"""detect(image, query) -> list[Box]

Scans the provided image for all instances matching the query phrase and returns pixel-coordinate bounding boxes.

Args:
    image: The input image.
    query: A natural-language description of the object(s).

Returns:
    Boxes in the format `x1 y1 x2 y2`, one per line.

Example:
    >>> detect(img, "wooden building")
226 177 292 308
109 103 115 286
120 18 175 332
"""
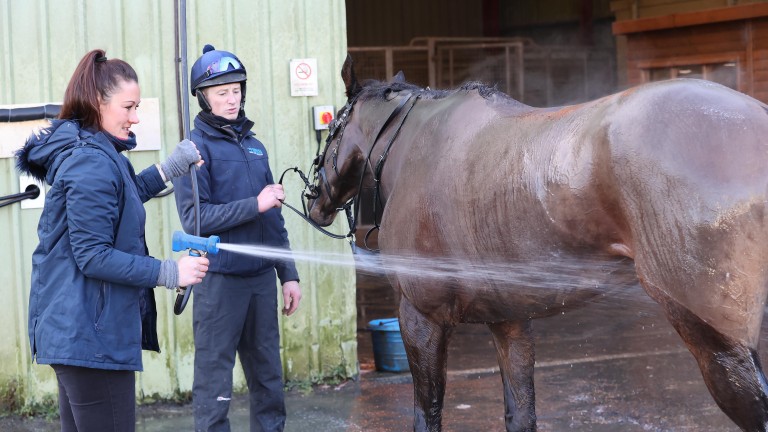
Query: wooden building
612 0 768 102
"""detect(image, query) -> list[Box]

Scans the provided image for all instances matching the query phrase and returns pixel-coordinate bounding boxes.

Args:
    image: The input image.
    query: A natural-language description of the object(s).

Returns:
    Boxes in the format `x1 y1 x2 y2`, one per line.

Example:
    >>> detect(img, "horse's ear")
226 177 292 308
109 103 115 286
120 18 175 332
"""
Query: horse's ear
341 53 362 99
391 71 405 83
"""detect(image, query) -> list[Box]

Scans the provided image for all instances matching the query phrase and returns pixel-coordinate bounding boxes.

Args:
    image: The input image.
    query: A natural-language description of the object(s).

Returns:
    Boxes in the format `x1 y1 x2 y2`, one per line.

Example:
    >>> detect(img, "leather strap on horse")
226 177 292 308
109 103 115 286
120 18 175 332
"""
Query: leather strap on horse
278 91 420 251
350 92 419 250
328 91 417 251
277 165 354 241
369 94 421 236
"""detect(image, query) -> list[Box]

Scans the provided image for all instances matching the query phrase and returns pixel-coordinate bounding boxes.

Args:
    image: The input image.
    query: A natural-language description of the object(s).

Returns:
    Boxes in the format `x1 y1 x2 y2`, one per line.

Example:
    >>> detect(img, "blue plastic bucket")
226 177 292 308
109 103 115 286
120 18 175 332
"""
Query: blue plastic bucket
368 318 409 372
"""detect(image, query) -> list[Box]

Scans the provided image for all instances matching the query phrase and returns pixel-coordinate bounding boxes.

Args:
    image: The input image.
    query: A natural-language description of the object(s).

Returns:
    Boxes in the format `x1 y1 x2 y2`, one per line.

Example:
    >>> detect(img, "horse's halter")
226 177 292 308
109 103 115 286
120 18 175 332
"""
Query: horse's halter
309 89 421 250
275 95 364 243
278 88 420 250
313 92 361 200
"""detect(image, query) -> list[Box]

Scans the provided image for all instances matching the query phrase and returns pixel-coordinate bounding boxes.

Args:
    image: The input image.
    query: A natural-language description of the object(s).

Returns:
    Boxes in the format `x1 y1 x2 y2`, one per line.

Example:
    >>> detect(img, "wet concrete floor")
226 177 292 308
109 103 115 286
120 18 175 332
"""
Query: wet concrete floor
4 269 764 431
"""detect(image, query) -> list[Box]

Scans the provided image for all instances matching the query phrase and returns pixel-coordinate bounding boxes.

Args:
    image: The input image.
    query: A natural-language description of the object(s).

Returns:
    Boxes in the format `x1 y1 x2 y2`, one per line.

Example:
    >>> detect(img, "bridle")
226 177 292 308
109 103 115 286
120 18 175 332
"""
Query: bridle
280 89 420 251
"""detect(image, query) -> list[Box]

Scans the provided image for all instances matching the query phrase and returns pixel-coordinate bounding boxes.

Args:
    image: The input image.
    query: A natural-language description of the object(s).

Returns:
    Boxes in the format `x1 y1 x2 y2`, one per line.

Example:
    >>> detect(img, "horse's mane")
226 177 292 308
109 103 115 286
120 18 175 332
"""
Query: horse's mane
358 79 508 102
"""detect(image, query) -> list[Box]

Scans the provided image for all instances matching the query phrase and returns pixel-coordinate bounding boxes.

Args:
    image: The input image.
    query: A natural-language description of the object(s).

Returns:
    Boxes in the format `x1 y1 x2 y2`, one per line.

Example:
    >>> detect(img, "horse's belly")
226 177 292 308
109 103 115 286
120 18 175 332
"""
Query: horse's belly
388 252 637 323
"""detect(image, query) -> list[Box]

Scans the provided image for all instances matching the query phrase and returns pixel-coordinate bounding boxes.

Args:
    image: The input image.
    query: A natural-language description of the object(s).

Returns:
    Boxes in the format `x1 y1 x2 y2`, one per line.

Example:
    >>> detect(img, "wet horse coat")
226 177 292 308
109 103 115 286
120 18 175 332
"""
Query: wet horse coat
309 57 768 432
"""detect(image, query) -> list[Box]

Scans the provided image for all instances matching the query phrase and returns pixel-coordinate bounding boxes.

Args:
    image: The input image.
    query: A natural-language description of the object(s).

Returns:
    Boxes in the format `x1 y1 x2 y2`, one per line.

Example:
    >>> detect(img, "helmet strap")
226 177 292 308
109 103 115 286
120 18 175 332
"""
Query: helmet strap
196 82 247 113
239 82 247 111
197 92 212 112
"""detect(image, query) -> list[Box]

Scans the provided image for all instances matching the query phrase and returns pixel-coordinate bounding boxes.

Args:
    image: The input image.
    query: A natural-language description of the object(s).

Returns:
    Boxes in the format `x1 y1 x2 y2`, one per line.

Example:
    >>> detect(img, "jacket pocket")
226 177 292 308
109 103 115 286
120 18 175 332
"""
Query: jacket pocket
93 282 108 331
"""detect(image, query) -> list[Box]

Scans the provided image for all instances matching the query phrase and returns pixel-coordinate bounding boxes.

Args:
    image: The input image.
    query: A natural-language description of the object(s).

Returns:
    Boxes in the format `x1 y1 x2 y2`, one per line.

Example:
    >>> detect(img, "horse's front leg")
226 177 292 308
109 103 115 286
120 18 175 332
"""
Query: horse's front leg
488 320 537 432
399 295 452 432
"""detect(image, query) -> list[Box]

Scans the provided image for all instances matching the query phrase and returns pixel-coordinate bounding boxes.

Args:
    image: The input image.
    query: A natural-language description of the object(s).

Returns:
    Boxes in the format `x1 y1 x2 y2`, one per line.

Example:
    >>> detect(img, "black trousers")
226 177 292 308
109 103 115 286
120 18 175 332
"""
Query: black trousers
51 364 136 432
192 271 285 432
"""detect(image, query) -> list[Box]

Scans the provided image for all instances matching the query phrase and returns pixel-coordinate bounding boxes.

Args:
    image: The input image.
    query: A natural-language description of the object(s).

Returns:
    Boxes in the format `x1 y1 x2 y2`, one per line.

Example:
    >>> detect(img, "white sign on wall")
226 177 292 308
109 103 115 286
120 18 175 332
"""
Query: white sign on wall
0 117 49 159
131 97 161 151
0 98 162 158
290 58 318 97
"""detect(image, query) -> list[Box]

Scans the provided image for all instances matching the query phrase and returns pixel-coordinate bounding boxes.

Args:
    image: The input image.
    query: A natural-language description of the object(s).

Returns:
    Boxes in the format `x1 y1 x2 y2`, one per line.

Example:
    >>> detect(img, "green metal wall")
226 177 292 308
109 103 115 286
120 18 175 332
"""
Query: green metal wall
0 0 355 408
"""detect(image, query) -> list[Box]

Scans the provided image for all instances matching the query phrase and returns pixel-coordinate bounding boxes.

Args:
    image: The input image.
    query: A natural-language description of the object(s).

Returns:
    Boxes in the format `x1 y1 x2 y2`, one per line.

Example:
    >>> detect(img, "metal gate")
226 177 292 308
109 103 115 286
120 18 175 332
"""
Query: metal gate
349 37 616 107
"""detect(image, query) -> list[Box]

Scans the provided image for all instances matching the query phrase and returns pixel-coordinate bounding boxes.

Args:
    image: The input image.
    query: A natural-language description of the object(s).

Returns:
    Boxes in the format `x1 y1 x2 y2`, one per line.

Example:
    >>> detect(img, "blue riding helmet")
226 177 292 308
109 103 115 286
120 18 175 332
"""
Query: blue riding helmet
190 44 247 95
190 44 247 113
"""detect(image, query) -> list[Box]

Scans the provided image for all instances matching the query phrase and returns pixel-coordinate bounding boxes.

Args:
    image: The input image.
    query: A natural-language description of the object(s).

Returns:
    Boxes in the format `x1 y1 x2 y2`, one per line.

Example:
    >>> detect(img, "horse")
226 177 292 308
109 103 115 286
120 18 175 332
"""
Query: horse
307 54 768 432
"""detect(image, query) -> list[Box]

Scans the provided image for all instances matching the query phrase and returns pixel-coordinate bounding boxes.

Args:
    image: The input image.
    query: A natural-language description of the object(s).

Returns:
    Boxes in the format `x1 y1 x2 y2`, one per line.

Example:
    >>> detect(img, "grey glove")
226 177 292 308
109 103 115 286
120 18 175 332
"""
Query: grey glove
160 139 199 180
157 259 179 290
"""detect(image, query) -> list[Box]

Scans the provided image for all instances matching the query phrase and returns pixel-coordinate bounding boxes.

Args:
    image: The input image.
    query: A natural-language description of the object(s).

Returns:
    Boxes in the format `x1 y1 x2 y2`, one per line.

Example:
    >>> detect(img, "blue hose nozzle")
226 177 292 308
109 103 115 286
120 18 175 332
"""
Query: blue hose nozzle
172 231 220 255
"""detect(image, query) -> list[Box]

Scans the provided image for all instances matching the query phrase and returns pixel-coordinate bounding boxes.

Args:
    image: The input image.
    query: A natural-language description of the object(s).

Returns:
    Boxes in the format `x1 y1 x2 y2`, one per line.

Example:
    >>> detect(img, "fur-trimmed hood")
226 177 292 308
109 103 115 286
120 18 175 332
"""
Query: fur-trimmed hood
15 119 85 184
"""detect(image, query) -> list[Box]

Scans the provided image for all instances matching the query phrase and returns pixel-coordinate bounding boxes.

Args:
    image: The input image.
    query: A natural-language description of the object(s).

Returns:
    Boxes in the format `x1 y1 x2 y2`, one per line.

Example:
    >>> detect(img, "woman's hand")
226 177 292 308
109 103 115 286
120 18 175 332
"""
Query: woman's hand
177 255 210 287
159 139 204 181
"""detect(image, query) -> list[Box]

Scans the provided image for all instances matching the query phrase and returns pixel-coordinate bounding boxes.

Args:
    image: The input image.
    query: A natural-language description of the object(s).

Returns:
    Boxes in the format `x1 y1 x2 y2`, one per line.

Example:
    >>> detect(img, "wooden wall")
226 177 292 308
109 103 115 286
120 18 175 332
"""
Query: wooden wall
621 20 751 87
612 0 767 21
613 0 737 20
611 0 768 89
612 2 768 102
754 19 768 100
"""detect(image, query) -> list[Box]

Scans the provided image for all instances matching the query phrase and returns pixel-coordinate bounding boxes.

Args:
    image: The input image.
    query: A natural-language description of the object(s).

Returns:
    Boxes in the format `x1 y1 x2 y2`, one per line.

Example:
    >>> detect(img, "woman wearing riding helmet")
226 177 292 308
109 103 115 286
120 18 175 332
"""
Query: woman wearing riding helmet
172 44 301 432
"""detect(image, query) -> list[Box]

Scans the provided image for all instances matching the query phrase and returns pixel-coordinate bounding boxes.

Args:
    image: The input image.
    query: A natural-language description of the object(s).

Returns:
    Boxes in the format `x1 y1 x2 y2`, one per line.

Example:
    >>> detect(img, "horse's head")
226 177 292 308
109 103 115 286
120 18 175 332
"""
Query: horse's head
307 54 416 227
306 55 368 227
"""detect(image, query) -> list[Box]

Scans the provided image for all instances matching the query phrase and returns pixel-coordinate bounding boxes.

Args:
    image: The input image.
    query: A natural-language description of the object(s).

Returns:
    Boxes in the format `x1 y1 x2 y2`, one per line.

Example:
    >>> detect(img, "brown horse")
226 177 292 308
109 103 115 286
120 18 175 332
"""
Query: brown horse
308 55 768 432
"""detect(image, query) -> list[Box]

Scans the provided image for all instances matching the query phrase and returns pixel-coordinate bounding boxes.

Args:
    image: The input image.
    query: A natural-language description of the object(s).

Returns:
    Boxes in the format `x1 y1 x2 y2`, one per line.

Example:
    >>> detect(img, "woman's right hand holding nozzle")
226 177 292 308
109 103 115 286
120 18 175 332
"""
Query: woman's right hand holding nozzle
178 255 209 287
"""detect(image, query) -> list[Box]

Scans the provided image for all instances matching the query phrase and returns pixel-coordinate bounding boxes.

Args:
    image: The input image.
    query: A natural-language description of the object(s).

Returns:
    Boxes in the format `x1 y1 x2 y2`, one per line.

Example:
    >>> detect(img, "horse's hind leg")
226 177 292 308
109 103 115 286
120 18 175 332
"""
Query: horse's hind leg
488 320 537 432
648 288 768 431
399 295 452 432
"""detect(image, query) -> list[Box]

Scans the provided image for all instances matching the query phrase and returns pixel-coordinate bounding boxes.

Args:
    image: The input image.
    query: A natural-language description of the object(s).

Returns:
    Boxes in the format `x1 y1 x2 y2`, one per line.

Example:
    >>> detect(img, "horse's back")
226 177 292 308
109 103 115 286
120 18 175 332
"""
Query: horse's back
383 79 768 336
604 79 768 345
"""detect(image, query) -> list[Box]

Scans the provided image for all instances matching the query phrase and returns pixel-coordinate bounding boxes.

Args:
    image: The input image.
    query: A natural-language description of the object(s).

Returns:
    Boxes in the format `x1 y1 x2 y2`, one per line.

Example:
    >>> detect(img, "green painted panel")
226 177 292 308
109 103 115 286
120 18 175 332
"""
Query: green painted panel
0 0 352 410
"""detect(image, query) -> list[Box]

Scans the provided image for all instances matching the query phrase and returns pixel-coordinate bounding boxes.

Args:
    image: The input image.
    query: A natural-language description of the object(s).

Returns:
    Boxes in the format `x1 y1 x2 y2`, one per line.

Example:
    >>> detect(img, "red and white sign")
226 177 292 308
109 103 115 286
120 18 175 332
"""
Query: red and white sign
290 58 318 97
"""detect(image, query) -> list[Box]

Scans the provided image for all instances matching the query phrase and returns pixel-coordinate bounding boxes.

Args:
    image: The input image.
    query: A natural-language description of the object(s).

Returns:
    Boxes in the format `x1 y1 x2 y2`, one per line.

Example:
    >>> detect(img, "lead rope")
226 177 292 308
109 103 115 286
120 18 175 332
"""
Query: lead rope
277 167 354 241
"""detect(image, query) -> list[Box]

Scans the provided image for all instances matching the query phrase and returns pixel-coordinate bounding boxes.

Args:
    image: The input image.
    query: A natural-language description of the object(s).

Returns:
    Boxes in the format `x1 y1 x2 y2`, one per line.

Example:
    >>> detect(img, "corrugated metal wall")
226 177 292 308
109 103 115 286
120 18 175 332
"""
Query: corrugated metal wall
0 0 355 407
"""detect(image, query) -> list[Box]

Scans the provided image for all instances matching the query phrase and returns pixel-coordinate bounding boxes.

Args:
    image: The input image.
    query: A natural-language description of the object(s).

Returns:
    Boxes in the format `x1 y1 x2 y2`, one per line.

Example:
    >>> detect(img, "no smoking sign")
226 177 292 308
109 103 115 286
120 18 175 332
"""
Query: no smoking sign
290 58 318 96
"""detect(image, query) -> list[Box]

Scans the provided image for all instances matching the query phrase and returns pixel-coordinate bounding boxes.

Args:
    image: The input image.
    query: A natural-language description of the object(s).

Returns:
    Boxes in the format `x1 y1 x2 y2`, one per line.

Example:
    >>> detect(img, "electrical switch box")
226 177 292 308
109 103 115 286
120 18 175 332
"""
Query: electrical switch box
312 105 335 130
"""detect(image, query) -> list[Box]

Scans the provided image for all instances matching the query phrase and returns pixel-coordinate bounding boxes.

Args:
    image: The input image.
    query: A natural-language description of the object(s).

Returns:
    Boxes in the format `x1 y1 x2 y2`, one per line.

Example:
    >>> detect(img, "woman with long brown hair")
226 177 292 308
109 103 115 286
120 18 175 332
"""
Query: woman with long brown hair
16 49 209 431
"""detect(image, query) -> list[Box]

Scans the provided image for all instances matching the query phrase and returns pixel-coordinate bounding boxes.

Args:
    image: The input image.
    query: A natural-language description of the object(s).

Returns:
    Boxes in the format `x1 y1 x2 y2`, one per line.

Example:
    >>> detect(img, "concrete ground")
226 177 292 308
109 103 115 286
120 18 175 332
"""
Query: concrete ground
2 271 760 431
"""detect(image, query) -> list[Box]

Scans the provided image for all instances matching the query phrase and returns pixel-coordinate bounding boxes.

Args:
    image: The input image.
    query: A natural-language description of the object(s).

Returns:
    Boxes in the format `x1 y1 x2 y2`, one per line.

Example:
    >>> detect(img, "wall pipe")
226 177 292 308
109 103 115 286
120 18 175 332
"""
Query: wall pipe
0 104 60 122
156 0 191 199
174 0 191 142
0 185 40 208
172 0 201 315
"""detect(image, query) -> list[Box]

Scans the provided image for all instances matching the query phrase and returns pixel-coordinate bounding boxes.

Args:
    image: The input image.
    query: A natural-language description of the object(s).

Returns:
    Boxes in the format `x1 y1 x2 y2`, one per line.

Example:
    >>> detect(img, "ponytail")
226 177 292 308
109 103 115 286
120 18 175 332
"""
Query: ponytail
59 49 138 131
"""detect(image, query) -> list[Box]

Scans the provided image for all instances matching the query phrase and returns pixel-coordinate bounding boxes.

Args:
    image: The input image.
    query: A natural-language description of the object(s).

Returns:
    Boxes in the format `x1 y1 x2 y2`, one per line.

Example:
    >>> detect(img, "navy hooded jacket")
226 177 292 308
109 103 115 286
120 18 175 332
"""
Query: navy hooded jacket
16 120 166 371
172 116 299 284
